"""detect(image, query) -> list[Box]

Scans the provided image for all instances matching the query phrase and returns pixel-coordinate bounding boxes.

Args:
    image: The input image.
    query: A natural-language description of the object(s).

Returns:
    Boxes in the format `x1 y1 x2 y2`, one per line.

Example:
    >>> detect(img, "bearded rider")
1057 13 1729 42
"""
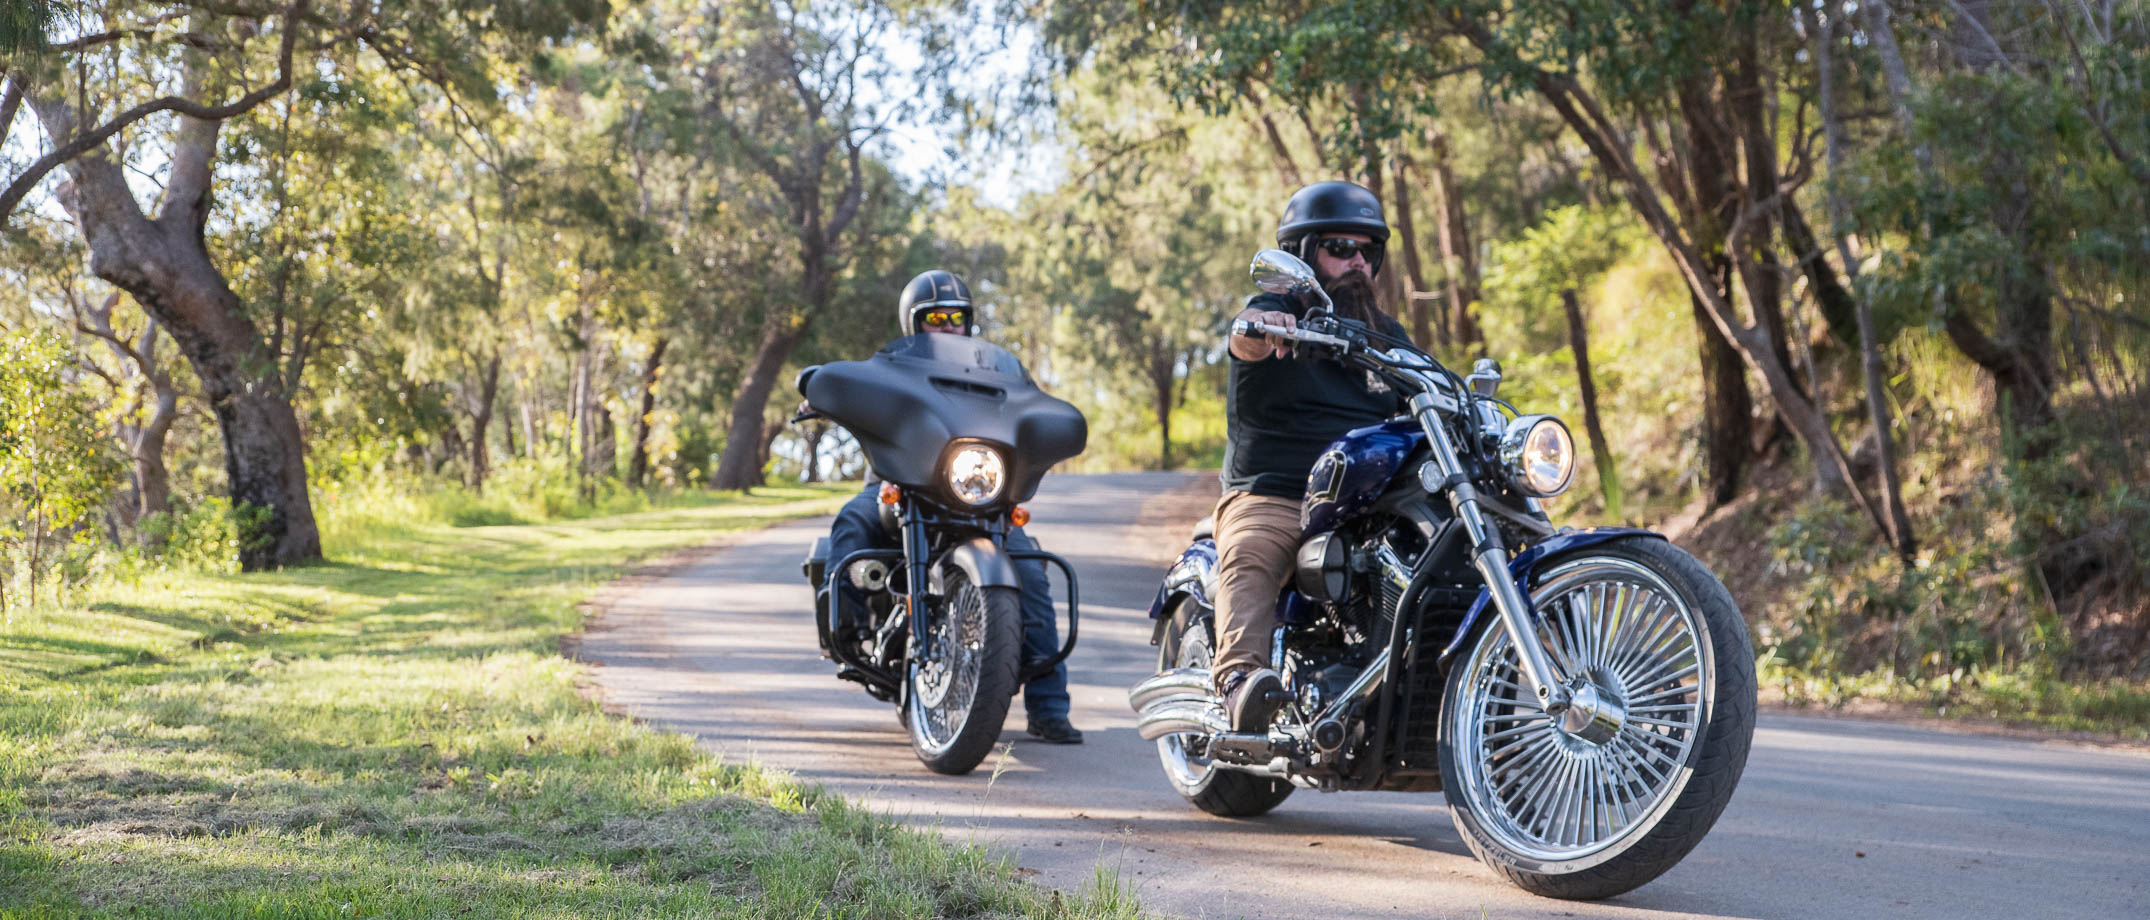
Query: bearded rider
1213 181 1411 732
819 269 1084 744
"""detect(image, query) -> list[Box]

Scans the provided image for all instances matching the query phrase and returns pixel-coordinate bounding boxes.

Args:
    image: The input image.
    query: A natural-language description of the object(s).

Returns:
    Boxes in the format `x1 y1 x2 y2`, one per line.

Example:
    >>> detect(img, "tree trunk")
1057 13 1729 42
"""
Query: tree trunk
629 336 668 488
466 352 501 491
1427 130 1485 356
36 92 320 570
1674 76 1759 504
1390 150 1440 349
1727 22 1802 401
1564 290 1623 521
501 386 518 459
1780 201 1860 347
1354 123 1411 321
135 368 178 525
712 318 806 490
1240 80 1304 188
1810 0 1916 560
1151 338 1176 471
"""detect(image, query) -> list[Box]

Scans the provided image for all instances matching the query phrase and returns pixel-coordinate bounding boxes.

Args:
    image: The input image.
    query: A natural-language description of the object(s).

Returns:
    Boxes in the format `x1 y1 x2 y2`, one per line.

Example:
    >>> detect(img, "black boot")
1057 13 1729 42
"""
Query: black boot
1026 716 1084 744
1219 665 1285 733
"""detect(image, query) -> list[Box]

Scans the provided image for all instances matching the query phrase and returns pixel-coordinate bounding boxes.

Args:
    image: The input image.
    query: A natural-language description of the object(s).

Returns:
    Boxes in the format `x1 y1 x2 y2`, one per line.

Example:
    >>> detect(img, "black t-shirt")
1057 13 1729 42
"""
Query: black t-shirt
1222 293 1411 500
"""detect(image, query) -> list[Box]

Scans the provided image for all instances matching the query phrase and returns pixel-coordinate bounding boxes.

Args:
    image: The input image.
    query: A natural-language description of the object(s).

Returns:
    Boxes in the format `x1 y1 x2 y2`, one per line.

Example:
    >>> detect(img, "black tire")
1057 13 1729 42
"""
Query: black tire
1437 536 1755 900
1154 604 1294 817
905 571 1021 775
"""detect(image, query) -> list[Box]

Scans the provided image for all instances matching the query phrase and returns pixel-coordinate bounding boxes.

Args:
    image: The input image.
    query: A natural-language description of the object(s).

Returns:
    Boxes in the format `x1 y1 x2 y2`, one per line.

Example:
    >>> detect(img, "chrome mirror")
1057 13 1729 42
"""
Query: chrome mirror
1250 248 1318 295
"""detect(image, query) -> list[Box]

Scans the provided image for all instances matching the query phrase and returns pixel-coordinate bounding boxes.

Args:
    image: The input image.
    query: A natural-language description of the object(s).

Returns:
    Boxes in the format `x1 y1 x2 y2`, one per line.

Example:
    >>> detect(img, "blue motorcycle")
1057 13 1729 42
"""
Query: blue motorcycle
1130 249 1756 900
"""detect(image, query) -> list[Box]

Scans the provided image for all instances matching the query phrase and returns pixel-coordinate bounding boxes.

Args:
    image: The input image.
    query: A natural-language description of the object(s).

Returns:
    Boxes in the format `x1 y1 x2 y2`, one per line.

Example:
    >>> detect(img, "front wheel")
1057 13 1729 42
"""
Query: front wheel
905 569 1020 775
1438 536 1755 900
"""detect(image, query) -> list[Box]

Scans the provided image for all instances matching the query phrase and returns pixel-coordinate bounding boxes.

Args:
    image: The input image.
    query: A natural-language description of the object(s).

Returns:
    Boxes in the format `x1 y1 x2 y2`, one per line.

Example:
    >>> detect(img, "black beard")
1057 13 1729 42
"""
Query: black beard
1321 270 1381 326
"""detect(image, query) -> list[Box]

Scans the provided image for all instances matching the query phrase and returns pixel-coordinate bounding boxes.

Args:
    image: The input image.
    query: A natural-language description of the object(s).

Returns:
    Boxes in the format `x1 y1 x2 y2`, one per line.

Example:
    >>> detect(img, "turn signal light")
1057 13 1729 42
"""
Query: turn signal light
878 483 902 505
1010 506 1031 527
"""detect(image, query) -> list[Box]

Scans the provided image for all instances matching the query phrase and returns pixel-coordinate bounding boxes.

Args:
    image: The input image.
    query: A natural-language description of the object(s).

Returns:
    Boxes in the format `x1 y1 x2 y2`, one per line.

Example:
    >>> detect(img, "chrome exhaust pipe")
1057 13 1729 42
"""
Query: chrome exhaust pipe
1135 700 1231 741
1128 667 1214 713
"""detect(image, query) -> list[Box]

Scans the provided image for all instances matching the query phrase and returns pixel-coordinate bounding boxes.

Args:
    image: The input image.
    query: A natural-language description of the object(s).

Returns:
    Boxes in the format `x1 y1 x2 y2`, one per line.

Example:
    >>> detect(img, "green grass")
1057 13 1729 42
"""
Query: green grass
0 484 1149 918
1761 660 2150 741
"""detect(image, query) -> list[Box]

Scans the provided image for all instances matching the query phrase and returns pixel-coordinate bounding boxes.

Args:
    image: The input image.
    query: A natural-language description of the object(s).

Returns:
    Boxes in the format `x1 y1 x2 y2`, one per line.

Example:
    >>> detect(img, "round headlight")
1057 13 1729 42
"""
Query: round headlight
1499 415 1575 497
945 444 1007 506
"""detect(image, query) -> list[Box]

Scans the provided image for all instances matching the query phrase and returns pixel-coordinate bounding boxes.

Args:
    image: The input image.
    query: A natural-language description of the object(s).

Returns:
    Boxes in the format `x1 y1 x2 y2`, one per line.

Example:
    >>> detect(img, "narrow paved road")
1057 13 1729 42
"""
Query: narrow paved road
584 472 2150 920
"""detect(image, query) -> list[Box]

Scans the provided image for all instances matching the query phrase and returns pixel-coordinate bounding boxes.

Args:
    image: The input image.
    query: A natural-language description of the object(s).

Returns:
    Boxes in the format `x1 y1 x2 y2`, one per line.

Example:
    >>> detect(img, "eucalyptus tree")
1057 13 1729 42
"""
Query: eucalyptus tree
688 0 997 489
8 0 606 568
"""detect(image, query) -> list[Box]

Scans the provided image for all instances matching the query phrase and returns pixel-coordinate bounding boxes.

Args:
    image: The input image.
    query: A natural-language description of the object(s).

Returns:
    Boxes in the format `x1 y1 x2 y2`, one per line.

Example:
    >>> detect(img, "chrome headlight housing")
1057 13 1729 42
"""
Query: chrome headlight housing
943 443 1007 507
1499 415 1576 497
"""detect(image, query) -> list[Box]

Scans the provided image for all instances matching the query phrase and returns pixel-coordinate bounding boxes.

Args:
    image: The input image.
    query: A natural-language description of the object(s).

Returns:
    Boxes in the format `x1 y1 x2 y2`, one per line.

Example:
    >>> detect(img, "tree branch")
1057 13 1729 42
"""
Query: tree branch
0 1 310 226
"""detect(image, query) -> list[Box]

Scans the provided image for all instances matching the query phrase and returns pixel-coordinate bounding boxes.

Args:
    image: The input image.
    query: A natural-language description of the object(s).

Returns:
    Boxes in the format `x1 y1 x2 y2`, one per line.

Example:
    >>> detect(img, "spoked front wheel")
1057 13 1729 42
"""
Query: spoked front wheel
1438 536 1755 900
905 568 1020 775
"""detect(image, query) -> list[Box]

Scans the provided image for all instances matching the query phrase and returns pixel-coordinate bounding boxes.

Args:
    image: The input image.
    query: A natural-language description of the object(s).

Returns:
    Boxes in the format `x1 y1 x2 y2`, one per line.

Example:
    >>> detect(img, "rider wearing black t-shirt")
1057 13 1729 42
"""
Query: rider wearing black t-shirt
1213 181 1408 733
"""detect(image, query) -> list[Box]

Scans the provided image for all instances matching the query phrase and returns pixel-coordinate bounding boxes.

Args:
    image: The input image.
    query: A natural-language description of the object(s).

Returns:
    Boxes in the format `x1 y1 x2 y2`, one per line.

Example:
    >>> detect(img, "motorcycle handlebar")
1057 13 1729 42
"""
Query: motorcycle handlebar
1231 318 1352 350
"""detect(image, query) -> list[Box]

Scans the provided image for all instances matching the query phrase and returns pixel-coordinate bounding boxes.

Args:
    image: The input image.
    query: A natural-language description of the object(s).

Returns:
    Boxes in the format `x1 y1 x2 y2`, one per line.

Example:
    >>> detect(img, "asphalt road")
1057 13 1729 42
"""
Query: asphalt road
583 472 2150 920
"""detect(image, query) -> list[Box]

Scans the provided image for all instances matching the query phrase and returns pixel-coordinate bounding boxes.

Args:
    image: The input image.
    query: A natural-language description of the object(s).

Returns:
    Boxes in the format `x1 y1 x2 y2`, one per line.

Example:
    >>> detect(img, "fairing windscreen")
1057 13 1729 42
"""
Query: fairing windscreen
803 335 1088 503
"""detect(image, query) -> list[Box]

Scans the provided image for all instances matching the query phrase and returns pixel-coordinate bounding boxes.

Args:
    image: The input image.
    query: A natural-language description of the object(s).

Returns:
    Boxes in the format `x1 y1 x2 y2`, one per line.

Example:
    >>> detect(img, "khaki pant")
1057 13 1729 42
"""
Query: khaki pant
1210 491 1301 685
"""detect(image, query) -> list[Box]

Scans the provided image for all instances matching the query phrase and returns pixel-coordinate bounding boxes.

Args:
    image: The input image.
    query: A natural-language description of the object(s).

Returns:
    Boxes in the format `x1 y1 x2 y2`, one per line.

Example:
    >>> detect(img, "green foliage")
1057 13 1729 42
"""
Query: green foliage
0 0 49 54
137 498 244 574
1482 205 1650 347
0 328 125 607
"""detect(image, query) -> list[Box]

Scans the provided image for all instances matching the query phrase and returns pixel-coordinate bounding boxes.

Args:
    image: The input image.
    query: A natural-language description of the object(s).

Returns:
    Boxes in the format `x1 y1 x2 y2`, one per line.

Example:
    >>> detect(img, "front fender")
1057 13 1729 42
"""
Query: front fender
1440 527 1666 663
933 536 1022 592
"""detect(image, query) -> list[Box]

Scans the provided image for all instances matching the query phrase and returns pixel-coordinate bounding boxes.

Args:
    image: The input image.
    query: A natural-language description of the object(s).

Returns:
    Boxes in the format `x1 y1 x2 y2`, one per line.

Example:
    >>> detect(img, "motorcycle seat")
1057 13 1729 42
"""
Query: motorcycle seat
1191 515 1215 542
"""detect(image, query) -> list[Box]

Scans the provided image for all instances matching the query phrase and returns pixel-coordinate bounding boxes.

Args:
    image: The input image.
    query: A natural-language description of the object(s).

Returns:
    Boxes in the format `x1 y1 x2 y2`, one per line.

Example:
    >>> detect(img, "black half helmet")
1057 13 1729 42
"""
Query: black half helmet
1276 181 1390 277
897 269 974 335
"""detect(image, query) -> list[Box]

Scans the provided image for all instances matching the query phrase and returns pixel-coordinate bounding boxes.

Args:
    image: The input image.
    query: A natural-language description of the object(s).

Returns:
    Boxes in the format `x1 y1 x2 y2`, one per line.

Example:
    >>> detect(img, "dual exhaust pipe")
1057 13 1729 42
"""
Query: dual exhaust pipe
1129 651 1391 748
1128 668 1228 741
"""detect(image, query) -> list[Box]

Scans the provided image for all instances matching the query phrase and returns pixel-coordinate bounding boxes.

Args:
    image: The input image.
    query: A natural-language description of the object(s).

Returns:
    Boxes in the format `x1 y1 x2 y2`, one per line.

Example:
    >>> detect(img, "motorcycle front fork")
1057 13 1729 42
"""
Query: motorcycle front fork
1408 393 1572 715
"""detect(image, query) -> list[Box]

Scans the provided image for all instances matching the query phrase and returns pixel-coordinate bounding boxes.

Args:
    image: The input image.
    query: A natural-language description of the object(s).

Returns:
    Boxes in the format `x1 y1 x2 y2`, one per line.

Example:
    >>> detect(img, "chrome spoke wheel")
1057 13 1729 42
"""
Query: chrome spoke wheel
1448 557 1711 863
908 582 988 757
1157 626 1215 791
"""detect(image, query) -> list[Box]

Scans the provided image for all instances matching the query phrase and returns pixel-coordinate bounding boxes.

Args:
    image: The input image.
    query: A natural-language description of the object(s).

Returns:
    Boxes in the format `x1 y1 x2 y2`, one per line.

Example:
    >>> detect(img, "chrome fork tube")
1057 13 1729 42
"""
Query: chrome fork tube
1406 390 1570 713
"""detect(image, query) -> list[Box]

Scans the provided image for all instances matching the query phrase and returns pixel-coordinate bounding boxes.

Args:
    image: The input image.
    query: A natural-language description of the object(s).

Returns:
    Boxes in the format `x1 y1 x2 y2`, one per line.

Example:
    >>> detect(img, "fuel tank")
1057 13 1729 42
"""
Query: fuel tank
1301 419 1426 536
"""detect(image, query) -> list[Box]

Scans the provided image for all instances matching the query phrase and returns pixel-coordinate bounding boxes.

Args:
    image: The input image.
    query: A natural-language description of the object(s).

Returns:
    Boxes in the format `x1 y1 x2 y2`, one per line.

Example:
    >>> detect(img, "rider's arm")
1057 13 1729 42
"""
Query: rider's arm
1230 306 1298 362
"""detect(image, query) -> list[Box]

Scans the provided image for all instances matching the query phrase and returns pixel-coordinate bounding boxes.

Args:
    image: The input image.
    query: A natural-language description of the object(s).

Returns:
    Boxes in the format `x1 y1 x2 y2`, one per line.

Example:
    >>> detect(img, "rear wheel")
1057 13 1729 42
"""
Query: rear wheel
905 569 1020 775
1154 606 1293 817
1438 536 1755 900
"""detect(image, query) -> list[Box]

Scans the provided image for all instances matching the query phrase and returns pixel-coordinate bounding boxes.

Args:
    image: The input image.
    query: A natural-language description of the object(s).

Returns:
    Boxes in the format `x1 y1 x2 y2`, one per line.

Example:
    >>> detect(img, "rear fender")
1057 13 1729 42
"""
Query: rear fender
1440 528 1666 664
1146 538 1217 646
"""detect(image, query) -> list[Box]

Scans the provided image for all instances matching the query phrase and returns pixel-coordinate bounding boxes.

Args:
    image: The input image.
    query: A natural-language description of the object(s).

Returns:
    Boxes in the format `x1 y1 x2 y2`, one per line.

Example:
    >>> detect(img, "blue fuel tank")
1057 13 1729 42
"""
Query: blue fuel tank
1300 419 1426 536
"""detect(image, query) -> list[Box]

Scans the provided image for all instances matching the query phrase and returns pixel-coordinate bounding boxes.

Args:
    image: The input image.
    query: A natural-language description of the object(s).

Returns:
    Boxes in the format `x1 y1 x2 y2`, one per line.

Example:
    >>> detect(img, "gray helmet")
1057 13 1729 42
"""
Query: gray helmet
1276 181 1389 277
896 269 973 335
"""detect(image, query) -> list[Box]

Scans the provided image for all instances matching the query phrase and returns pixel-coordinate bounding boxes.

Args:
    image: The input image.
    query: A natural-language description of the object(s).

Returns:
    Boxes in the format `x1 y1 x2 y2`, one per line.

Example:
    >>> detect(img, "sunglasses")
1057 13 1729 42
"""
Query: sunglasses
921 309 969 328
1317 238 1384 261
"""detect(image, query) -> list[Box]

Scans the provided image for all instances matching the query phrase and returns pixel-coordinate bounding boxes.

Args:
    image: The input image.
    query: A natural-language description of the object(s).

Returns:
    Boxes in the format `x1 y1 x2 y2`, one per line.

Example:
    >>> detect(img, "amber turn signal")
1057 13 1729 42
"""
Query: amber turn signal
1010 506 1031 527
878 483 902 505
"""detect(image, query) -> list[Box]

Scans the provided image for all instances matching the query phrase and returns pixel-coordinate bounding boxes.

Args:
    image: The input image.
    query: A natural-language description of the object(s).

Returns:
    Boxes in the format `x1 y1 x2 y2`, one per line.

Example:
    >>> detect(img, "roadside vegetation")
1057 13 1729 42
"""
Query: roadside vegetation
0 483 1146 918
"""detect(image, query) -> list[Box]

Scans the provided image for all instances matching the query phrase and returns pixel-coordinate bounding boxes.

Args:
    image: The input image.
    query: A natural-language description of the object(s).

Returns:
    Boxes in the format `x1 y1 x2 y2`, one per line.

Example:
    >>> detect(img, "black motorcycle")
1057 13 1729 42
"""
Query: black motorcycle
1129 249 1756 899
797 333 1088 774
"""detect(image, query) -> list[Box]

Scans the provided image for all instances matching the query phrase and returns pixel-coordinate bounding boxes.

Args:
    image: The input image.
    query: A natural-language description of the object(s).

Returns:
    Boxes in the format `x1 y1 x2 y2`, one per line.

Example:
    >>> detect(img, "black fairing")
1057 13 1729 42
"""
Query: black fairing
802 335 1087 504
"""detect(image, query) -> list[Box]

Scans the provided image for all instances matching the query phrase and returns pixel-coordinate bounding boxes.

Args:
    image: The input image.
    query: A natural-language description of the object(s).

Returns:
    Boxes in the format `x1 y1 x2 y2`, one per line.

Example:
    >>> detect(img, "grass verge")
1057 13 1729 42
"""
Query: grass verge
0 484 1147 918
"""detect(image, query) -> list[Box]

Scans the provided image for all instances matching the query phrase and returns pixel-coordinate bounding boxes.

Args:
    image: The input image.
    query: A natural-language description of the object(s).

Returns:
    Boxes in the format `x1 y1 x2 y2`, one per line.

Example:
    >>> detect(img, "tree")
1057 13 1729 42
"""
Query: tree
694 0 955 490
12 0 605 567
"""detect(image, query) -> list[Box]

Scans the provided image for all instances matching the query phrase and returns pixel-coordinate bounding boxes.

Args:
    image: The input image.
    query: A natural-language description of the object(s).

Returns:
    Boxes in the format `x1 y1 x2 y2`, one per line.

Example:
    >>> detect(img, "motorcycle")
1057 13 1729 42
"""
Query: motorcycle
1129 249 1756 899
797 332 1088 774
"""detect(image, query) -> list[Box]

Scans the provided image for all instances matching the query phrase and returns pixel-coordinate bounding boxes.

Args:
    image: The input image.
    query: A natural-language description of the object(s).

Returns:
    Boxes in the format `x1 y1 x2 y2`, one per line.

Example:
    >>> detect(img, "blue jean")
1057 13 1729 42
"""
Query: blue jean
825 487 1070 721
